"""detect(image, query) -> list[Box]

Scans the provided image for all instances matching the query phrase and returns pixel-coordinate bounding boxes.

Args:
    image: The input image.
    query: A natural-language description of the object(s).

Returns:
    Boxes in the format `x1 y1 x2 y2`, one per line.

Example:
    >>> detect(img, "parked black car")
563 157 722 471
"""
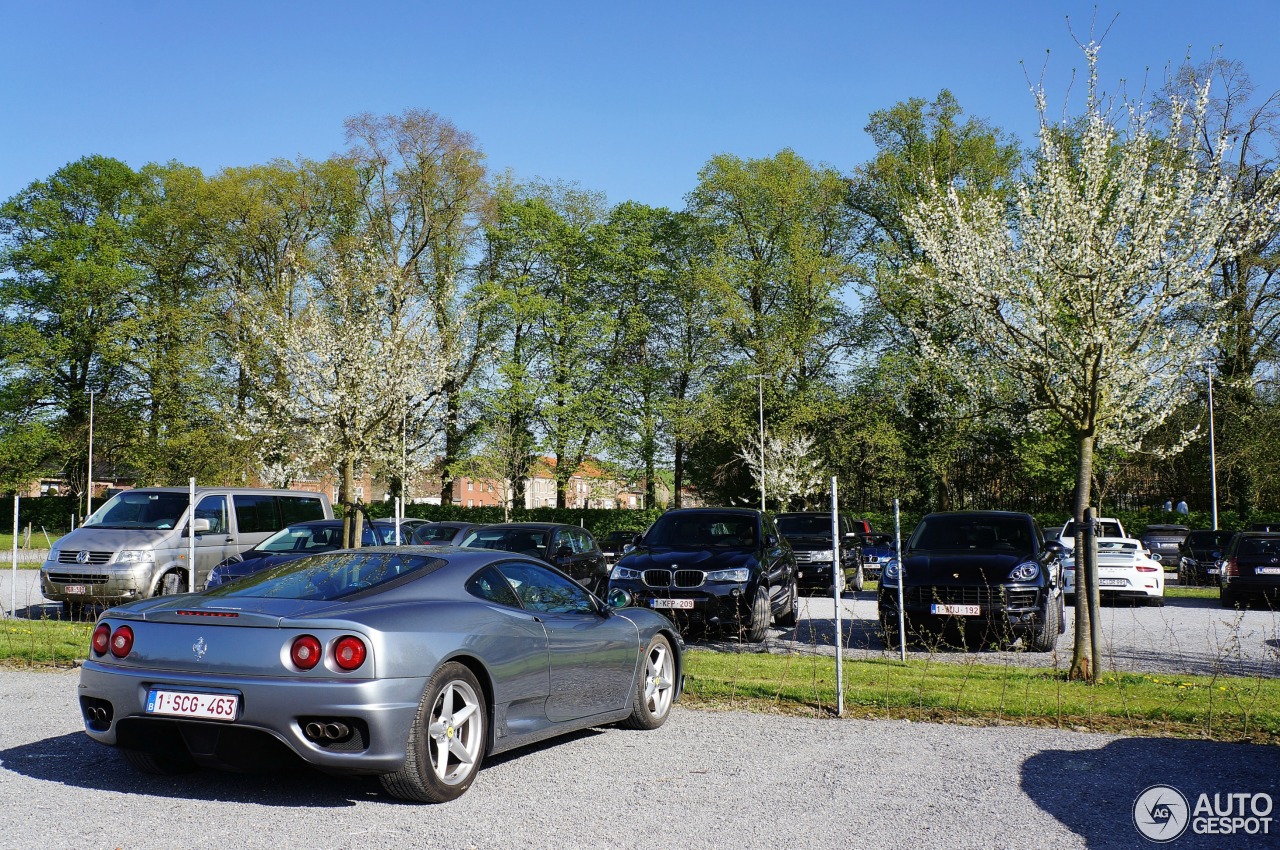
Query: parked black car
460 522 608 595
411 521 483 546
1176 529 1236 586
877 511 1065 651
1219 532 1280 608
860 532 896 580
607 508 797 642
205 519 402 588
775 512 865 594
1140 524 1189 569
599 529 642 565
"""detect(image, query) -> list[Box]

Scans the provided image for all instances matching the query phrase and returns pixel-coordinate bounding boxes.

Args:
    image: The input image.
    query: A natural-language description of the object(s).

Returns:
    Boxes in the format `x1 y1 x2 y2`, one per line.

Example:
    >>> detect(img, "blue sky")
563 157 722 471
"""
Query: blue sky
3 1 1277 210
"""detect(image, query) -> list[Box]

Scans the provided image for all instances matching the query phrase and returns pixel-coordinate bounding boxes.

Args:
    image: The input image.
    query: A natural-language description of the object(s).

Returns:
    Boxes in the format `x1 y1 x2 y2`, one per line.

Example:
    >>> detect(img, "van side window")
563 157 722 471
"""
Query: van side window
280 496 325 525
233 495 282 534
195 495 228 534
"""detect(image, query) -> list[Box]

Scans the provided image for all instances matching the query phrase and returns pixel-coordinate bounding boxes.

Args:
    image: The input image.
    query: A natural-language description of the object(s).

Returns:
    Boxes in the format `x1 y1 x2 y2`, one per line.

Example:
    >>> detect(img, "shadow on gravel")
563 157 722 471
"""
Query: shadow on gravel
0 732 376 806
1022 737 1280 850
1 727 612 807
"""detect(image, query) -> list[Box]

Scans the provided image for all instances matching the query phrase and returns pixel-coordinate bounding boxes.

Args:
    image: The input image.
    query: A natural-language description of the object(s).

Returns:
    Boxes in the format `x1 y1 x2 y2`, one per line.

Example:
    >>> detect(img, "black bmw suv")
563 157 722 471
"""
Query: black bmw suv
607 508 797 642
877 511 1065 651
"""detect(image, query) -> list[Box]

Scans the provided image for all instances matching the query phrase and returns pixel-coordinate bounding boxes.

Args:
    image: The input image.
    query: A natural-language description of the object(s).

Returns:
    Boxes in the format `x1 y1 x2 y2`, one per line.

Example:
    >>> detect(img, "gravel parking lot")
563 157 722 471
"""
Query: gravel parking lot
1 669 1276 850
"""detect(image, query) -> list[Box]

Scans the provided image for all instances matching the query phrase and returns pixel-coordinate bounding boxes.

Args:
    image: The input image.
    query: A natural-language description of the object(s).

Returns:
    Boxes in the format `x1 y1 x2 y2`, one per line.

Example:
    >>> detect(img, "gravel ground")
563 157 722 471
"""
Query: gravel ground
1 669 1277 850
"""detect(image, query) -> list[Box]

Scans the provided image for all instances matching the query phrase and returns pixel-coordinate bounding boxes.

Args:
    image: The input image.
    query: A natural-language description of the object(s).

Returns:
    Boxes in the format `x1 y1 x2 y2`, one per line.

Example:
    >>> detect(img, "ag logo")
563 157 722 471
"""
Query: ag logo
1133 784 1190 842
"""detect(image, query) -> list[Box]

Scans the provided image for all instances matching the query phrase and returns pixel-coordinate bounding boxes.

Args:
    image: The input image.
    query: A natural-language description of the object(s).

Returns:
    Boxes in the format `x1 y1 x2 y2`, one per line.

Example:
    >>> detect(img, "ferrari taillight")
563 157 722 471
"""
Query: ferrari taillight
91 623 111 655
290 635 322 670
109 625 134 658
333 636 367 671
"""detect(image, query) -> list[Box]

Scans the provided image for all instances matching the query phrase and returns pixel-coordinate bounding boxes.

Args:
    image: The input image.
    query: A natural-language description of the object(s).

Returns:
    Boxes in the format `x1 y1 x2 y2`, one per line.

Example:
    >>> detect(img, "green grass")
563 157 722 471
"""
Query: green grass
0 531 63 550
0 619 91 666
1165 585 1218 600
683 649 1280 743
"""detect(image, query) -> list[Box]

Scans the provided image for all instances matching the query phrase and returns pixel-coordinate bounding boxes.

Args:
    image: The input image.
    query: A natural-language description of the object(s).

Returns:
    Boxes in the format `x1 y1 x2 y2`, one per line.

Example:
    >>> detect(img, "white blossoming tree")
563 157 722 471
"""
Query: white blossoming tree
242 242 444 536
903 42 1280 681
739 432 825 510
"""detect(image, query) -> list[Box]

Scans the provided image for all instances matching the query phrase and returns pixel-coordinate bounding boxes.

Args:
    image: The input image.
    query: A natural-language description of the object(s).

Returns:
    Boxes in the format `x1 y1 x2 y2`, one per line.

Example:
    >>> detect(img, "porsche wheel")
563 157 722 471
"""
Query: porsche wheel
381 662 487 803
849 563 865 594
620 634 676 730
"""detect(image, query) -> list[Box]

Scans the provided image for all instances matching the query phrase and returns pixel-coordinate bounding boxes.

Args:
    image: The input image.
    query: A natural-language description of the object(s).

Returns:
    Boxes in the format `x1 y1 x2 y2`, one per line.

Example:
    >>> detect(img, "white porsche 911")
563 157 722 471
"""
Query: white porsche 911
1061 537 1165 606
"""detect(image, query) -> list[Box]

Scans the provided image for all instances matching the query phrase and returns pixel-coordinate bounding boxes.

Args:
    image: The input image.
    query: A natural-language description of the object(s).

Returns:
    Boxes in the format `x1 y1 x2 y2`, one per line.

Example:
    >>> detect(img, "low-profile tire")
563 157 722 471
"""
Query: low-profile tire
120 745 195 775
380 662 487 803
157 570 185 596
774 579 798 628
620 634 676 730
1220 589 1239 609
1025 595 1062 653
745 586 771 642
1146 595 1165 607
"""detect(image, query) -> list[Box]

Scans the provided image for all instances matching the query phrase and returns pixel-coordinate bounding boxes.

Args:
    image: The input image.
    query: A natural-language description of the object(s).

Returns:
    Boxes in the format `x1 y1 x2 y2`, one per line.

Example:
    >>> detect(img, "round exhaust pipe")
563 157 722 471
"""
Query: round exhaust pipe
324 722 349 740
304 722 325 740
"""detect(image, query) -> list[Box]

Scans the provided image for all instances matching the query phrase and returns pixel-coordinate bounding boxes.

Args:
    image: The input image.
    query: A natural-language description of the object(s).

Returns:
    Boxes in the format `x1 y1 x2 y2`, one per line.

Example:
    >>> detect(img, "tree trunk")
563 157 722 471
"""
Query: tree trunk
440 388 462 505
1069 433 1096 682
673 440 685 509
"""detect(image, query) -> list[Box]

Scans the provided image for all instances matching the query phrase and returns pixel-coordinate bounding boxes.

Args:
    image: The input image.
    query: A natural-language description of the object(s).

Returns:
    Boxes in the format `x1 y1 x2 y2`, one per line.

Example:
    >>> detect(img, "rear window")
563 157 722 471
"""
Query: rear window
1186 531 1233 548
1235 537 1280 557
1062 521 1124 538
415 525 461 544
204 551 444 600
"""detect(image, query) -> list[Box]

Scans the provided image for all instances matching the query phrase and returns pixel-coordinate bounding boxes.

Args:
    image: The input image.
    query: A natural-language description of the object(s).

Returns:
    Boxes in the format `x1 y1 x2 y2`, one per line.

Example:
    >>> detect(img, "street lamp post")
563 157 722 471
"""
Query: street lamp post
85 389 96 522
1206 366 1219 531
746 374 766 511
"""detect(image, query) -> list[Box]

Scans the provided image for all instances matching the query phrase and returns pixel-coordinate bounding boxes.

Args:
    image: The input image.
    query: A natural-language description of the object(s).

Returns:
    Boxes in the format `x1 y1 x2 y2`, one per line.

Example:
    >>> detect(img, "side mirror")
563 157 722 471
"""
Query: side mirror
185 518 211 537
606 587 633 609
1043 540 1067 557
632 534 643 547
1151 553 1163 563
765 533 778 547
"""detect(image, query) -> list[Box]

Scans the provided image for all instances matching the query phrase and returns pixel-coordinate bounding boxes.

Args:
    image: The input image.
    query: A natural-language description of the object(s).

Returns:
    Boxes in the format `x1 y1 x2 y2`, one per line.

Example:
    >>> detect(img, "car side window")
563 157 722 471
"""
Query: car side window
233 495 281 534
465 567 523 608
497 560 595 614
194 495 227 534
575 529 595 554
553 528 574 555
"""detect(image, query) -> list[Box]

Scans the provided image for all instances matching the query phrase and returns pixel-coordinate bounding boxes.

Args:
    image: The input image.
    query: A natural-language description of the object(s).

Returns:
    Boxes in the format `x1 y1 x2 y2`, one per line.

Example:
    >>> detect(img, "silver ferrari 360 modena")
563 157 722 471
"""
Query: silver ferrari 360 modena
77 546 683 803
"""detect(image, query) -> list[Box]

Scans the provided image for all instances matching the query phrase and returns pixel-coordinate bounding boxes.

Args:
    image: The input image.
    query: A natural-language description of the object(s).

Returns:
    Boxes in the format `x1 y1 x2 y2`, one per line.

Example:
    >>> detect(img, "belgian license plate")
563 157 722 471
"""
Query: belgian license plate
145 689 239 721
65 585 86 595
651 599 694 610
930 604 980 616
1207 568 1220 575
1099 578 1128 587
1257 567 1280 575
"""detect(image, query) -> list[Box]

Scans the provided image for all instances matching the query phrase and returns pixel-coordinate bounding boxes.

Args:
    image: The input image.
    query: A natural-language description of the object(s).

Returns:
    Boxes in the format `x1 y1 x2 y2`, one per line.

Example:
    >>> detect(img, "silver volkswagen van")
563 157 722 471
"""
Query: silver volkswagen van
41 487 332 613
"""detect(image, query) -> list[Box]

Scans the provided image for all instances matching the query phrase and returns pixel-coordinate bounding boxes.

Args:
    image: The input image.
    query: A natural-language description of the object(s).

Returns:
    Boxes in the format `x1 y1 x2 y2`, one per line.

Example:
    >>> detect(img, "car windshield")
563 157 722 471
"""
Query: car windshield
83 491 189 529
776 515 831 536
203 551 444 600
910 515 1033 553
644 513 757 548
462 528 549 557
864 533 894 547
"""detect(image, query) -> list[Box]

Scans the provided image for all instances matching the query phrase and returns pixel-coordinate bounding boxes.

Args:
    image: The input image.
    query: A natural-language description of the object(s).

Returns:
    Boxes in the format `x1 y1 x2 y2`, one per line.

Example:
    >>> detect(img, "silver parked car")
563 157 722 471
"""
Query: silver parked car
42 487 332 614
78 546 683 802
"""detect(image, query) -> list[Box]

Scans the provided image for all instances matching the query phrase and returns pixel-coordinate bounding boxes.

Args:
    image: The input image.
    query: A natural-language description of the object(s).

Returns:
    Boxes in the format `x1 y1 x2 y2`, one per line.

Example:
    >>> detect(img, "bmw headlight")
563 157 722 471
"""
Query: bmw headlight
705 567 751 582
610 565 643 581
117 550 155 564
882 559 900 583
1009 561 1040 582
